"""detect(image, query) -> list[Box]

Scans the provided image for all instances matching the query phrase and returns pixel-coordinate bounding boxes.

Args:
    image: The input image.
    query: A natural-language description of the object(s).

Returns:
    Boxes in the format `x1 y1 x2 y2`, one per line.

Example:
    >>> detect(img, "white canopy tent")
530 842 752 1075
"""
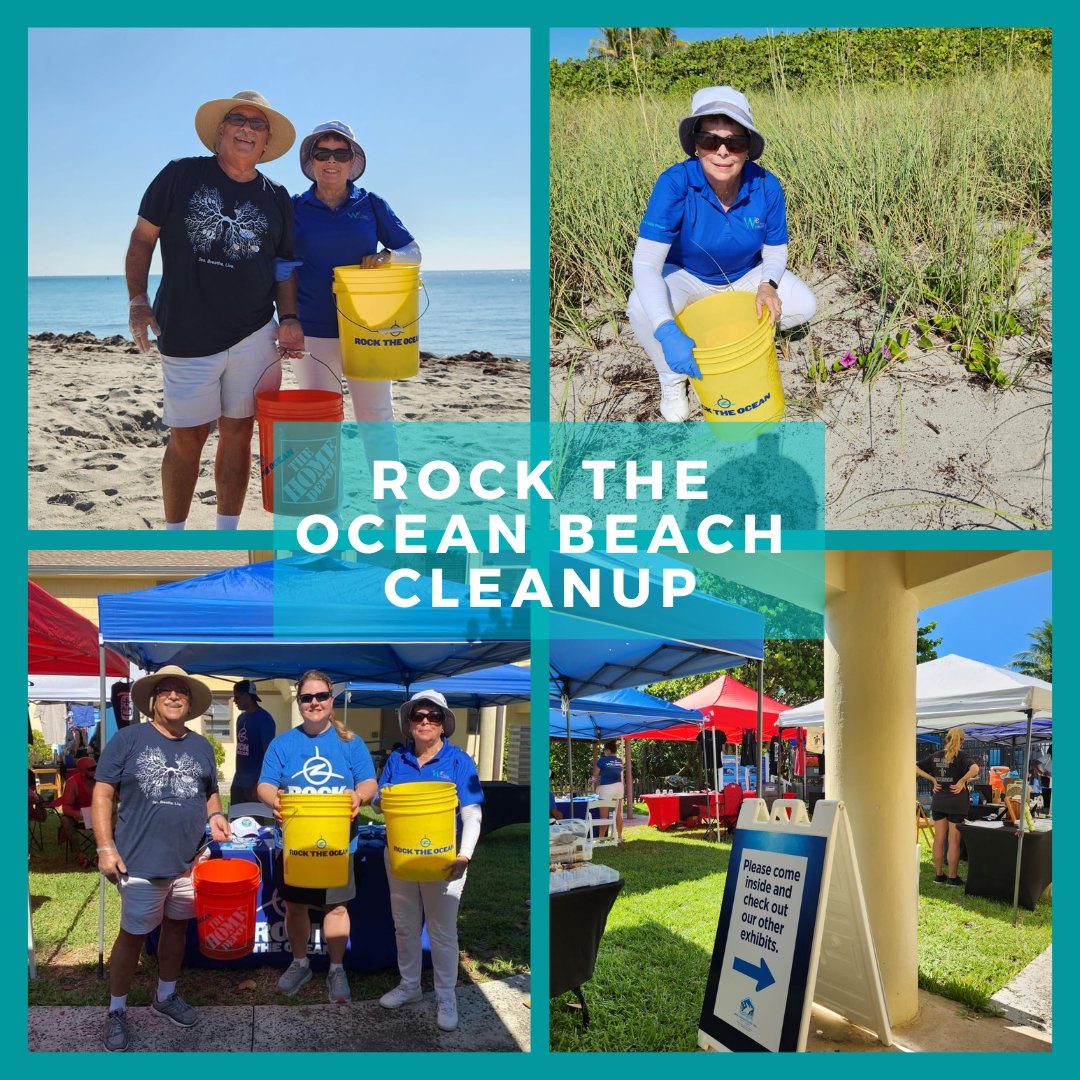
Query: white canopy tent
783 654 1051 922
781 654 1051 731
28 674 132 703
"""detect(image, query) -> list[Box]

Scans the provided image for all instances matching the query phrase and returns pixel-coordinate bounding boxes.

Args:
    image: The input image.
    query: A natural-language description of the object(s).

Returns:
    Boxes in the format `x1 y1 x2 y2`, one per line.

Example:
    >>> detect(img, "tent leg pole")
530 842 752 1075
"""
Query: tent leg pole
98 641 108 978
1012 710 1034 925
756 660 764 801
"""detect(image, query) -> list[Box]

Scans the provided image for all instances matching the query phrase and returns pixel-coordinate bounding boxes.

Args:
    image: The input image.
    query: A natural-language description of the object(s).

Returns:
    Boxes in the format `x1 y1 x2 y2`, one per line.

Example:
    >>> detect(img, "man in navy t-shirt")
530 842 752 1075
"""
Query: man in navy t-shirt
93 666 231 1051
124 90 303 531
230 679 276 805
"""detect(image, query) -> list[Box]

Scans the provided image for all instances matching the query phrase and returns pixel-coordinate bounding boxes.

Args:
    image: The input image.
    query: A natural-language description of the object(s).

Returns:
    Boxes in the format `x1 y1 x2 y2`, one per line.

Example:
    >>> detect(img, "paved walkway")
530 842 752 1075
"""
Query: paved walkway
804 947 1051 1052
29 975 530 1053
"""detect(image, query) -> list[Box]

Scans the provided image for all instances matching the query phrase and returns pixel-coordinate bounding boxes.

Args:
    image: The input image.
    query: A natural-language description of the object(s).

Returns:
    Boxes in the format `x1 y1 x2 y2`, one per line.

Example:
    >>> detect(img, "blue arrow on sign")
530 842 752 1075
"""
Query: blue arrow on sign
733 955 776 992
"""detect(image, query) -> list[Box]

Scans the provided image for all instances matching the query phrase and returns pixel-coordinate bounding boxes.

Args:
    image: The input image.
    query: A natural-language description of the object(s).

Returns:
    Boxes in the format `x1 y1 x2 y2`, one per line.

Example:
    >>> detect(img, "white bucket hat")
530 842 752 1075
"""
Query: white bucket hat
398 690 457 739
299 120 367 183
678 86 765 161
194 90 296 162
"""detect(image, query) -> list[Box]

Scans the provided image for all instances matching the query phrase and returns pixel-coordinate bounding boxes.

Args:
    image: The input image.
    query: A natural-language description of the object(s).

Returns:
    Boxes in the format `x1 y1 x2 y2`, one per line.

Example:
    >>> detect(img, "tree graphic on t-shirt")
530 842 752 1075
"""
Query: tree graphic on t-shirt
185 186 268 259
135 746 204 801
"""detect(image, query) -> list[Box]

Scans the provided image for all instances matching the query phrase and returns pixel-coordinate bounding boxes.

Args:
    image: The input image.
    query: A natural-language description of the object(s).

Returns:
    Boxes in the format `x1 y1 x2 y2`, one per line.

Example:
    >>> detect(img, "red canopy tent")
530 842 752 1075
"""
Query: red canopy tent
625 674 791 741
29 581 127 677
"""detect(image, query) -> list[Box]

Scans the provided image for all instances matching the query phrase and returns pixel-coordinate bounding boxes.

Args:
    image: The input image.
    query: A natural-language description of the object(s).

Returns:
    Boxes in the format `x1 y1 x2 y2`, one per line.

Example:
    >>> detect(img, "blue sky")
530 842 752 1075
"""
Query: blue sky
919 571 1051 669
27 28 529 274
550 27 816 61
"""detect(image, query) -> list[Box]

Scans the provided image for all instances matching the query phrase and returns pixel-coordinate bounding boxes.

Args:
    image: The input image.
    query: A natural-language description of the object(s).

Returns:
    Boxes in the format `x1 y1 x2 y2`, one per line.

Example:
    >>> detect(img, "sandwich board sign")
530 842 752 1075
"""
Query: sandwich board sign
698 799 891 1052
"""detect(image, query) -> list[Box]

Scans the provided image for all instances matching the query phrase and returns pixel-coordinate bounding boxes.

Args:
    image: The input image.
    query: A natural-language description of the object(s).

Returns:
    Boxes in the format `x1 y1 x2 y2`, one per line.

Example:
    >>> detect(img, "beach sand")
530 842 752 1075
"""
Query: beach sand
29 333 530 530
551 262 1052 531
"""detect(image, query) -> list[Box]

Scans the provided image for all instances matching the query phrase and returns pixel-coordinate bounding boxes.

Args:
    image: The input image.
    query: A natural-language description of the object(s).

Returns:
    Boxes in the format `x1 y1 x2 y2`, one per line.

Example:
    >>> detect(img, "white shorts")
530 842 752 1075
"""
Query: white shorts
597 783 624 801
160 318 281 428
292 336 395 424
116 871 195 935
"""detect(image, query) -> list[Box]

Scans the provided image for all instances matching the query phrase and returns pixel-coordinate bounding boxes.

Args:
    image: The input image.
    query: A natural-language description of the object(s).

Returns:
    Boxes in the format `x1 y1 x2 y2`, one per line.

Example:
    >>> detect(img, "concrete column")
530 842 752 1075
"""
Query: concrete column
825 551 919 1025
477 706 497 781
492 706 507 780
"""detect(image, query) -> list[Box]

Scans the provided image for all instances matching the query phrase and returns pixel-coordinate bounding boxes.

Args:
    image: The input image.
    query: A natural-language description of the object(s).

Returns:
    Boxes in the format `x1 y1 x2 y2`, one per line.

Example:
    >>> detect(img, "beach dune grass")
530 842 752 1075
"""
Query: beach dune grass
549 824 1051 1052
550 69 1051 380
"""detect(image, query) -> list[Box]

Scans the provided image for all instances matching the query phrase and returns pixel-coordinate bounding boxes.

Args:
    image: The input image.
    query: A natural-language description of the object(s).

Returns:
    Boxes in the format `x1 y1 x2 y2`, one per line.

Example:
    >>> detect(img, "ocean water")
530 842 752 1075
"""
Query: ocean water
28 270 530 360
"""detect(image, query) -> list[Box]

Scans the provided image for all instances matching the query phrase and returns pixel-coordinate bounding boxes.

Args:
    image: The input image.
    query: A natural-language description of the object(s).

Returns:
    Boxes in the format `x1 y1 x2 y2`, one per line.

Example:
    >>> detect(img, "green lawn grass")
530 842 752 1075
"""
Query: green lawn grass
549 823 1051 1051
28 822 528 1007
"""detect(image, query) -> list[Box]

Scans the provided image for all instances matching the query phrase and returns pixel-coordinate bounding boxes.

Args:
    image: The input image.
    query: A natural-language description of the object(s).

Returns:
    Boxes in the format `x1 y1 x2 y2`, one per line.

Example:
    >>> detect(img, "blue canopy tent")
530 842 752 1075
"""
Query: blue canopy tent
94 554 529 974
547 552 766 793
337 663 531 710
547 687 704 740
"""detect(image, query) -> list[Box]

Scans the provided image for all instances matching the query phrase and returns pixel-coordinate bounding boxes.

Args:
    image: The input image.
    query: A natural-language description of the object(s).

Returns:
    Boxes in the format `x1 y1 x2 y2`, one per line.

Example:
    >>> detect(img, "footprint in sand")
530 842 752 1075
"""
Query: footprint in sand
47 492 95 512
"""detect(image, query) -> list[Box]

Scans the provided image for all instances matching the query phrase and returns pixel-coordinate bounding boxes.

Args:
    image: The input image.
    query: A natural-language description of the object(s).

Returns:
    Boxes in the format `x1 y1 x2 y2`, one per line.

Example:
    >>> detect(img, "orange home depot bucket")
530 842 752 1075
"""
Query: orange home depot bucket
256 389 344 516
280 792 353 888
380 781 458 882
192 858 261 961
332 264 423 381
676 291 785 439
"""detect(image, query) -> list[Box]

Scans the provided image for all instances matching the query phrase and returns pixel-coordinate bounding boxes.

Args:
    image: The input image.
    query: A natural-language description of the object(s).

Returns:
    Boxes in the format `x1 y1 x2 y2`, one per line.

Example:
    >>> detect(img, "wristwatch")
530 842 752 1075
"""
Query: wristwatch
765 279 779 290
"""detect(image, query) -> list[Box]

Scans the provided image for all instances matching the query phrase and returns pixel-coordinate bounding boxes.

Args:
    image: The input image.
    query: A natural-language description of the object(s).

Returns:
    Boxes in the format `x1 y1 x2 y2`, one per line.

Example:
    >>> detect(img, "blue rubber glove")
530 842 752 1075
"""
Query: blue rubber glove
655 320 701 379
273 257 303 282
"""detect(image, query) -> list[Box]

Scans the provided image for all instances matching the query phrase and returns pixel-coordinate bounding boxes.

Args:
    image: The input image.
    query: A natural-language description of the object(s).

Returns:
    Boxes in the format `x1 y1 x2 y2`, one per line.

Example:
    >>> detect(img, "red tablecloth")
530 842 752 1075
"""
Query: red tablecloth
642 790 758 829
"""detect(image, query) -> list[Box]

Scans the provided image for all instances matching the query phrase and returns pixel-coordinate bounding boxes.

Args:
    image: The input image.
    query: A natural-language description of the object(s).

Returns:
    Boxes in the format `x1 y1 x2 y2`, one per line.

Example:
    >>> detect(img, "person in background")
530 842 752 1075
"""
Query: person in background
125 90 302 529
627 86 816 421
591 740 625 840
93 666 229 1052
60 756 97 861
230 679 277 805
377 691 483 1032
1041 744 1052 813
916 727 980 886
257 670 377 1005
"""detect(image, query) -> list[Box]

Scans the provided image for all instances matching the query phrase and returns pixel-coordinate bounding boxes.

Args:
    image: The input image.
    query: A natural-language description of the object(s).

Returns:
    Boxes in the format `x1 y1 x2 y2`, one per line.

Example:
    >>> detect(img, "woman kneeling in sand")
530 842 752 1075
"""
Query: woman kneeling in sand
627 86 816 422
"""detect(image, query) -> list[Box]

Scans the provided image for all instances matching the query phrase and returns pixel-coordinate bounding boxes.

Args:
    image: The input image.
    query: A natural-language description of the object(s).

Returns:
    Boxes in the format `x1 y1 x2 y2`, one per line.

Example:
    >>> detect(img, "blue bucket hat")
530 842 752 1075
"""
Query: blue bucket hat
299 120 367 182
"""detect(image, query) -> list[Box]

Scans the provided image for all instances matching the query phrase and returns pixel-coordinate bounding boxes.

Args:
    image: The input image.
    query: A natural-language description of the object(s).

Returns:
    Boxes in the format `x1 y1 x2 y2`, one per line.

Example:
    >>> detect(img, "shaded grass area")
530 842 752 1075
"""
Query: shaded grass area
549 824 1051 1051
29 823 528 1007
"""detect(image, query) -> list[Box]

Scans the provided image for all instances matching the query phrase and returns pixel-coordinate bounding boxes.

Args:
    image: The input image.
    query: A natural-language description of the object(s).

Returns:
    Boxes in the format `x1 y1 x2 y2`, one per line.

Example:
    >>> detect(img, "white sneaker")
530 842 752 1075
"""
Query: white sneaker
659 379 690 422
436 990 458 1031
379 982 422 1008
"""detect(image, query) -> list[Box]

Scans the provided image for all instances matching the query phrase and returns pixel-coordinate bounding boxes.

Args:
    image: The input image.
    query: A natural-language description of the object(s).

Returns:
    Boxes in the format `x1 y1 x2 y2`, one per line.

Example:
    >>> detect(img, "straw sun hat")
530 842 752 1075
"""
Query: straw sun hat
131 665 212 718
194 90 296 162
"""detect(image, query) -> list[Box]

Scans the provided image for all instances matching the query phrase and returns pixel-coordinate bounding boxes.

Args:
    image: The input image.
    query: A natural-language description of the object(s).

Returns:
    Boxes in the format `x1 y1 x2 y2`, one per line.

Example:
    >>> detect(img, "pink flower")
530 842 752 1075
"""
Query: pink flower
882 344 893 360
839 351 857 368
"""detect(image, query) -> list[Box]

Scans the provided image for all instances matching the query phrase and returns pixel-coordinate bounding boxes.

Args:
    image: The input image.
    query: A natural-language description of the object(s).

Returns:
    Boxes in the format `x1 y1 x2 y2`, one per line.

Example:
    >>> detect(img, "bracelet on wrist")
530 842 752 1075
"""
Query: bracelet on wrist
278 313 300 323
97 845 115 853
208 811 225 821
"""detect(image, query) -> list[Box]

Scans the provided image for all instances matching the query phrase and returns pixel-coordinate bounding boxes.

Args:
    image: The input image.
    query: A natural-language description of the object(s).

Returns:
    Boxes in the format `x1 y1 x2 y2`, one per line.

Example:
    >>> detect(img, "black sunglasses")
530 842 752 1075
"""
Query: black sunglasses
411 711 444 724
312 147 355 163
223 112 270 132
694 132 751 154
298 691 333 704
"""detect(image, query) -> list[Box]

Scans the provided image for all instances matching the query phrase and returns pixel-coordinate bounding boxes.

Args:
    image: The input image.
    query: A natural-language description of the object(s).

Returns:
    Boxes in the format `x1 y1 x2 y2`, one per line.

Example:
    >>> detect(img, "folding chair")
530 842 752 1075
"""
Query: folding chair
584 799 621 848
916 801 934 847
714 784 743 838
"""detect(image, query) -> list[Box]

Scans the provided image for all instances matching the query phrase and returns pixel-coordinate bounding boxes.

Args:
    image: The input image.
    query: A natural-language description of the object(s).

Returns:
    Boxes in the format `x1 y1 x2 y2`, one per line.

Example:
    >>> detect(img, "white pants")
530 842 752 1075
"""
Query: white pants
293 337 401 491
627 264 816 384
384 849 467 993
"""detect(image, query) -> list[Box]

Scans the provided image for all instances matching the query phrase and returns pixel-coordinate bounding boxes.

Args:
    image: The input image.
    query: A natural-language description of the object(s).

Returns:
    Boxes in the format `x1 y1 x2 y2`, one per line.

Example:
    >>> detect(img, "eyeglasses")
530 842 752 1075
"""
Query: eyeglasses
694 132 751 154
154 684 191 697
312 147 355 163
223 112 270 132
411 711 444 725
298 691 333 704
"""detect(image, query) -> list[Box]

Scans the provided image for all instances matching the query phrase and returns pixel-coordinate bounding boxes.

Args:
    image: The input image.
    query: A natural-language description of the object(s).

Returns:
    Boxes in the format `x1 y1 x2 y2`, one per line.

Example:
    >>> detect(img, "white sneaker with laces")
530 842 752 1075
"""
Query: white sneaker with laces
659 379 690 422
379 982 423 1008
436 990 458 1031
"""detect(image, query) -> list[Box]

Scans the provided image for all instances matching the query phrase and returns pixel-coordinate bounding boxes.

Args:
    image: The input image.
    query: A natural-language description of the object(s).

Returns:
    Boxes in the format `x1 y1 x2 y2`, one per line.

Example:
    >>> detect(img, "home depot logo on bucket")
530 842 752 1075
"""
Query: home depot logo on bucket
199 909 250 952
276 437 339 511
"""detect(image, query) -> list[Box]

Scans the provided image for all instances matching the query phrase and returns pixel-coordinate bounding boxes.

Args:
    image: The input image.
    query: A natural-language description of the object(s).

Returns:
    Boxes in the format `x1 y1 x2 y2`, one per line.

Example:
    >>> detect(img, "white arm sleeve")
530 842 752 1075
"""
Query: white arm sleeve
388 240 421 265
631 236 677 332
459 802 483 860
759 243 787 285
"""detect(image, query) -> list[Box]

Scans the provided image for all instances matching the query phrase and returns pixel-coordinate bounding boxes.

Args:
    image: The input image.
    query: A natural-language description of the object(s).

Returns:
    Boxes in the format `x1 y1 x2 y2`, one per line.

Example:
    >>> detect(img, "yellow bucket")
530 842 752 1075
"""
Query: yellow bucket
332 264 423 381
280 792 352 888
380 781 458 882
676 291 785 439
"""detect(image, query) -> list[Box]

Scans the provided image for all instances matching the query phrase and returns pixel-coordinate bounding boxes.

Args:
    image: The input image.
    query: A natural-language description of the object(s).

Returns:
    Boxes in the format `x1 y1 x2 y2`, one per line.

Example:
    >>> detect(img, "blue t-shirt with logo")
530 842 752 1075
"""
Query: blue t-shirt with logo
638 158 788 285
379 740 485 811
596 753 624 786
233 705 277 786
293 183 415 338
259 725 376 853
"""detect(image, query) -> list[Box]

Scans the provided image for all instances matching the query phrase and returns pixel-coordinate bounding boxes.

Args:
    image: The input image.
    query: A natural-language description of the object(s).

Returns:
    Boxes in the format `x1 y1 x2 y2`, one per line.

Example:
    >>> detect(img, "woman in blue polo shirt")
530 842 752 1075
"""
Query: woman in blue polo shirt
288 120 420 429
627 87 816 422
376 690 483 1033
591 740 625 840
